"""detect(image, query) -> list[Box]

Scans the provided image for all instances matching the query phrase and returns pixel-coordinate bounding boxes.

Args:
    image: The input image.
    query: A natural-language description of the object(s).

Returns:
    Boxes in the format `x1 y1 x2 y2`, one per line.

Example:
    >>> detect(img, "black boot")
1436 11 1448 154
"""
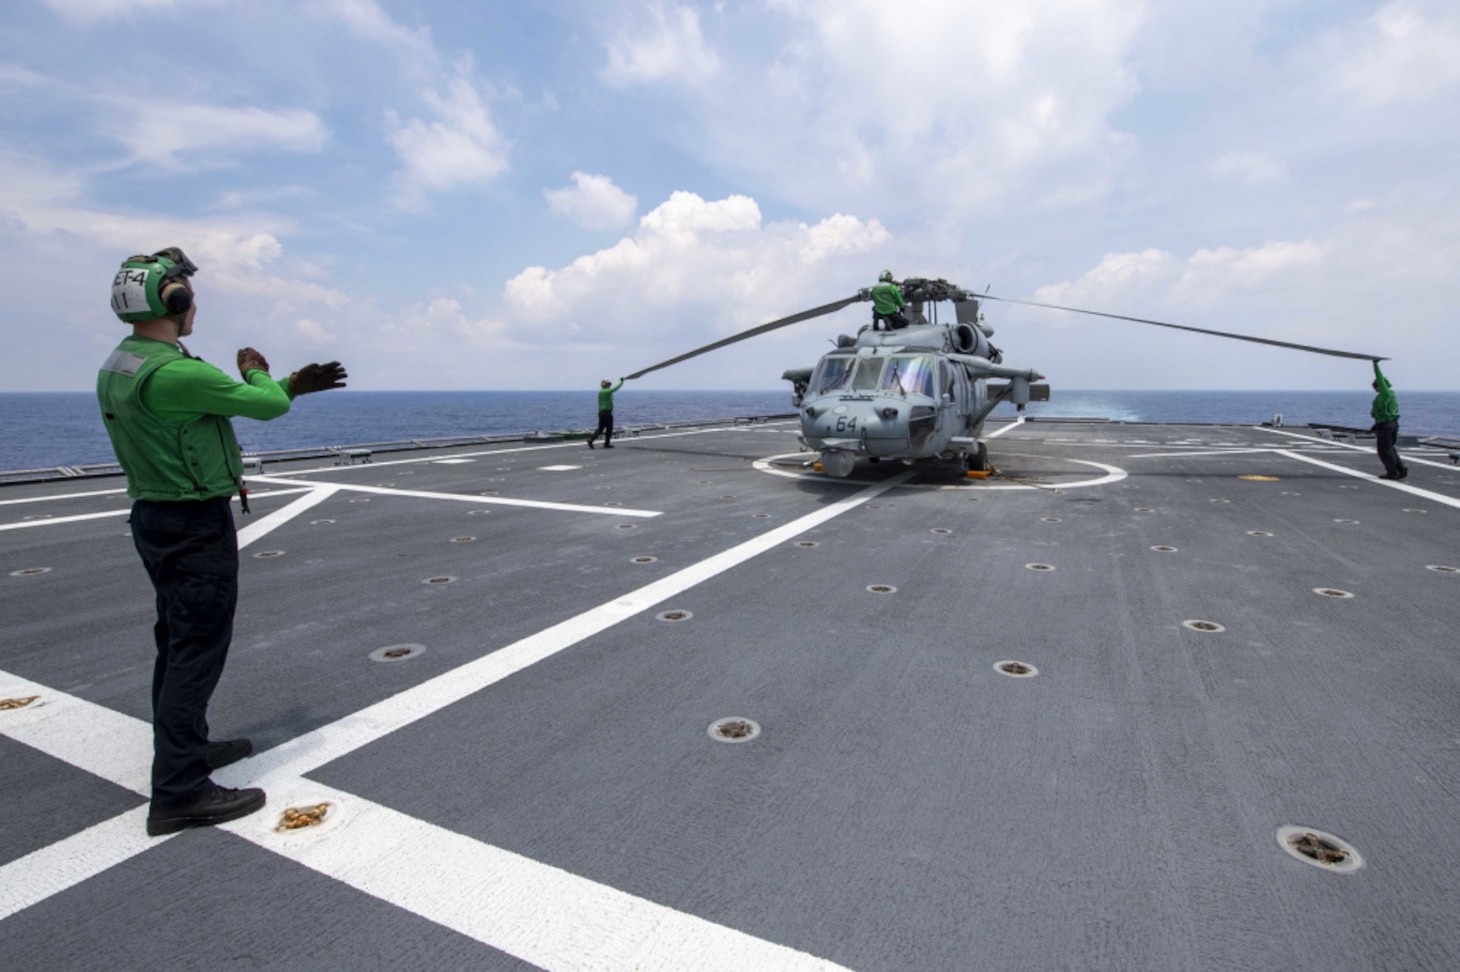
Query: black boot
147 782 266 836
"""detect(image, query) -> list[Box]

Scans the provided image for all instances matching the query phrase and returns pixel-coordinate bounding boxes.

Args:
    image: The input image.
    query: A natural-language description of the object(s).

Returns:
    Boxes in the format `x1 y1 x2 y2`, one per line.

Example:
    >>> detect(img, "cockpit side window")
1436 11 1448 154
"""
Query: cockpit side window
811 355 854 395
879 355 934 397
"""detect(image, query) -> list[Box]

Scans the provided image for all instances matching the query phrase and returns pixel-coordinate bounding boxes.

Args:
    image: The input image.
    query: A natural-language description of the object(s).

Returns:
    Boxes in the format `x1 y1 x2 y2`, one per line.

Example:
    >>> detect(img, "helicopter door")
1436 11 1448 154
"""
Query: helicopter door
934 360 954 435
949 363 971 429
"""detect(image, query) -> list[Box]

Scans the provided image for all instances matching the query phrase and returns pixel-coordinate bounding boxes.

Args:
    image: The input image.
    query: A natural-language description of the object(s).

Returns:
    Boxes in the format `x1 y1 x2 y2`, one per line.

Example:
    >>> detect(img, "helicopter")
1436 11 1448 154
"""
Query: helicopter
624 274 1385 479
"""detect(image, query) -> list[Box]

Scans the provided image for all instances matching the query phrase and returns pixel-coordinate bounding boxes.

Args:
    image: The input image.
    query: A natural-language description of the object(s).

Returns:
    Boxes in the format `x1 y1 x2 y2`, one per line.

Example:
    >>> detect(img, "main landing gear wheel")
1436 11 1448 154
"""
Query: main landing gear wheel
966 442 989 472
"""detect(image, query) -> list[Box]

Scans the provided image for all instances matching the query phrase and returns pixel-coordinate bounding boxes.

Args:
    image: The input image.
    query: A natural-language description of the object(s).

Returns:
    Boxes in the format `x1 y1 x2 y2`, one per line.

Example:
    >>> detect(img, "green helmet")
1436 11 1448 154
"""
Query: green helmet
879 270 894 283
111 247 198 323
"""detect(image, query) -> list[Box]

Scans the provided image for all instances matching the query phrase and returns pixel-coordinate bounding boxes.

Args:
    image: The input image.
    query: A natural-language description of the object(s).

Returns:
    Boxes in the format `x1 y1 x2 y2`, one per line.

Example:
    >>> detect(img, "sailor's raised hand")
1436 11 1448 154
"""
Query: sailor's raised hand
237 347 270 377
289 361 348 395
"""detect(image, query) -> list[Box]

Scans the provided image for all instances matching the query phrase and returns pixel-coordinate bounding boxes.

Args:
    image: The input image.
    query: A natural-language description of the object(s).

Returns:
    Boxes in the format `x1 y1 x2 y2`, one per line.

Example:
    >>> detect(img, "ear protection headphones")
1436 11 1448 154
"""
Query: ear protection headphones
111 247 199 323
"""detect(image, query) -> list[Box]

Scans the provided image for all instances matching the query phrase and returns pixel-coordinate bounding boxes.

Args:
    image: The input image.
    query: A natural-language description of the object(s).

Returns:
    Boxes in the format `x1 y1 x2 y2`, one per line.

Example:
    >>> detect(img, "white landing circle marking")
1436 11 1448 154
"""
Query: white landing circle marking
752 453 1127 491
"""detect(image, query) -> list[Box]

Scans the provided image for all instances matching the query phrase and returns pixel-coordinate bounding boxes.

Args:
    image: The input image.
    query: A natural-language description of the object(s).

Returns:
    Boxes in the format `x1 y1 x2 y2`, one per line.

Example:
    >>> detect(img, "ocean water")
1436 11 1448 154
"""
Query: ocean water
4 388 1458 471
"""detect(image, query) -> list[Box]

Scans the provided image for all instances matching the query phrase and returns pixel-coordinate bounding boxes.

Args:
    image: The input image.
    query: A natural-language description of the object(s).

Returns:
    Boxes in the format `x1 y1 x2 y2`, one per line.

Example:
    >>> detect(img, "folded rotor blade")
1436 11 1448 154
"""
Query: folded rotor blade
981 294 1386 362
624 295 861 380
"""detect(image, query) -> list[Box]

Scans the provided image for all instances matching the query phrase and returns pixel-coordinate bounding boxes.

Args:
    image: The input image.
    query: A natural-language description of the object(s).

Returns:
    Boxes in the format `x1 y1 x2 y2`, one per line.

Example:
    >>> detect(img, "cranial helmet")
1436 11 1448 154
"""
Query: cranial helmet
879 270 894 283
111 247 199 323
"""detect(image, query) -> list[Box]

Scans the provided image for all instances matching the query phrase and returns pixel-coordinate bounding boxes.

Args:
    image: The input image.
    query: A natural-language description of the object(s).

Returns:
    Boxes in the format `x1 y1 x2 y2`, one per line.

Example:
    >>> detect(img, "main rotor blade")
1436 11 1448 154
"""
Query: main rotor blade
624 295 861 380
981 294 1386 362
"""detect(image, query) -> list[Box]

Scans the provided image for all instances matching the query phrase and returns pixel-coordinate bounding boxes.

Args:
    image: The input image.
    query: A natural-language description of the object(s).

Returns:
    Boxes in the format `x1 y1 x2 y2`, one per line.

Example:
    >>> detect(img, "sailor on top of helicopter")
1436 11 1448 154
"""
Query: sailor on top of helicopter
871 270 908 330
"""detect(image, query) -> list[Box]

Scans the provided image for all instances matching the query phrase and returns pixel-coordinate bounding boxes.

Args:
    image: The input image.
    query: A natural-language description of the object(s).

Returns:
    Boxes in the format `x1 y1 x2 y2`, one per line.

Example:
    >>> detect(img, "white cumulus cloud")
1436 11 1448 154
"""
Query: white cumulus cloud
385 73 510 209
504 190 888 346
545 172 638 230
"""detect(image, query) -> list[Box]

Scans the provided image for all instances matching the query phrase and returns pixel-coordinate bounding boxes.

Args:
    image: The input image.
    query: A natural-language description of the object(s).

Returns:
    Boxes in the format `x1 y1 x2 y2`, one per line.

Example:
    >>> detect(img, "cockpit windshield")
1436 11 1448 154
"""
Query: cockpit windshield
878 355 935 397
810 355 855 395
851 357 884 391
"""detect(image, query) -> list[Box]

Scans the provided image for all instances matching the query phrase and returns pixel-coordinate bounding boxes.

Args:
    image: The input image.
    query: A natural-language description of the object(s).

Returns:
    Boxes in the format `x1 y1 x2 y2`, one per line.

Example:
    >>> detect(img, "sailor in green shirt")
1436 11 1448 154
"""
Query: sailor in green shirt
587 378 624 448
97 247 347 836
871 270 908 330
1368 361 1408 481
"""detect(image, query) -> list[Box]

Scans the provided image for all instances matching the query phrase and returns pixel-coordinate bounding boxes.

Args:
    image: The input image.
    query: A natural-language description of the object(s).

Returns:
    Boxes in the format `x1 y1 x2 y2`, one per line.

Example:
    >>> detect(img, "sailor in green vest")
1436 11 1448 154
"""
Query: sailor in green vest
98 247 347 836
1368 360 1408 481
871 270 908 330
587 378 624 448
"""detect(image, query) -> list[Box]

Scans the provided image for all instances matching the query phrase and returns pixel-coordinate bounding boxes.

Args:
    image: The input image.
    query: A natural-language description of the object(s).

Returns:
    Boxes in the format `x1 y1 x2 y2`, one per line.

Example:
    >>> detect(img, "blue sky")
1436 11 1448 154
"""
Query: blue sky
3 0 1456 392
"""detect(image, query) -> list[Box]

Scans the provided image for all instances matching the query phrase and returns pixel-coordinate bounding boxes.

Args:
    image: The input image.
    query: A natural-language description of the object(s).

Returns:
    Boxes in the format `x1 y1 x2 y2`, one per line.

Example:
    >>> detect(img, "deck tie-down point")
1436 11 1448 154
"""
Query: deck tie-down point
277 804 332 831
708 718 761 743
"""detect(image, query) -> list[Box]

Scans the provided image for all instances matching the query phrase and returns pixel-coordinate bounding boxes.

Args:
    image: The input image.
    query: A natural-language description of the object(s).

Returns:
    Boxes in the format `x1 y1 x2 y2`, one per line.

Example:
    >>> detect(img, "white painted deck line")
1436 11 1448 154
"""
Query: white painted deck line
1127 443 1460 510
1256 425 1456 471
0 509 131 531
235 485 341 550
0 672 151 795
0 470 909 964
0 685 848 969
223 784 851 972
1271 450 1460 509
0 488 129 506
0 807 159 921
0 488 317 533
257 424 788 477
245 475 663 518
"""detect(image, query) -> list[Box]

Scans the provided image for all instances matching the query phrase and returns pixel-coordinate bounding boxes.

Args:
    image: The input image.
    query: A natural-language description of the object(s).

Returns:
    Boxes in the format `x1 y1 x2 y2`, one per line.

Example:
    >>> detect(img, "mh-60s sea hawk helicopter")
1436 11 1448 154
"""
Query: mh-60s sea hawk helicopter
625 274 1385 479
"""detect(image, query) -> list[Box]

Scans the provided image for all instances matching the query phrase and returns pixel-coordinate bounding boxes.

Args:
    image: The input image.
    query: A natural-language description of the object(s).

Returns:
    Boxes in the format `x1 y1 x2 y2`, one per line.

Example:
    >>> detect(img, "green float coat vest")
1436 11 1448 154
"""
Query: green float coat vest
97 337 245 501
871 281 904 315
1370 363 1400 424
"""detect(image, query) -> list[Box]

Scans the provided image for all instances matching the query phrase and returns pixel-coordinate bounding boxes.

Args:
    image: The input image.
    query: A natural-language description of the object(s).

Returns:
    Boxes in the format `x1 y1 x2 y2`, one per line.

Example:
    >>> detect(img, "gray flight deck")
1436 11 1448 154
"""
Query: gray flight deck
2 416 1458 970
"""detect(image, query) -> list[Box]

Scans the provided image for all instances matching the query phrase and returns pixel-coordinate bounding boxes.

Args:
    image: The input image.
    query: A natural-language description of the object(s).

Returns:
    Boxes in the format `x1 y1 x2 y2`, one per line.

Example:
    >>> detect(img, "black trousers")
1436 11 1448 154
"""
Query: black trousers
590 409 614 445
1374 419 1407 477
130 497 238 810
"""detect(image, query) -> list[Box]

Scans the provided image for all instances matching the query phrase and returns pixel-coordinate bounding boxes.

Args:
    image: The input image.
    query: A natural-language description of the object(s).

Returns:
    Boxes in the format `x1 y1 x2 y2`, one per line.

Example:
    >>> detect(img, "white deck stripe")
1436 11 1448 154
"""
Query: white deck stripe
245 475 663 518
1127 447 1293 458
0 673 151 794
235 486 340 550
0 688 847 970
0 807 160 920
0 472 908 963
0 488 316 532
0 509 131 531
1126 437 1460 509
1271 450 1460 508
222 784 850 971
1257 425 1457 471
0 487 128 506
984 416 1024 438
259 424 784 476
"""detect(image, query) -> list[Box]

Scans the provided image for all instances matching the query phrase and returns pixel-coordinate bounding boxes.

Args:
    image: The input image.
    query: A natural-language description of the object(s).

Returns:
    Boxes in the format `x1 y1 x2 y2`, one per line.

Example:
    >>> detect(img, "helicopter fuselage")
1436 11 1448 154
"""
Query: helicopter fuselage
785 298 1045 477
